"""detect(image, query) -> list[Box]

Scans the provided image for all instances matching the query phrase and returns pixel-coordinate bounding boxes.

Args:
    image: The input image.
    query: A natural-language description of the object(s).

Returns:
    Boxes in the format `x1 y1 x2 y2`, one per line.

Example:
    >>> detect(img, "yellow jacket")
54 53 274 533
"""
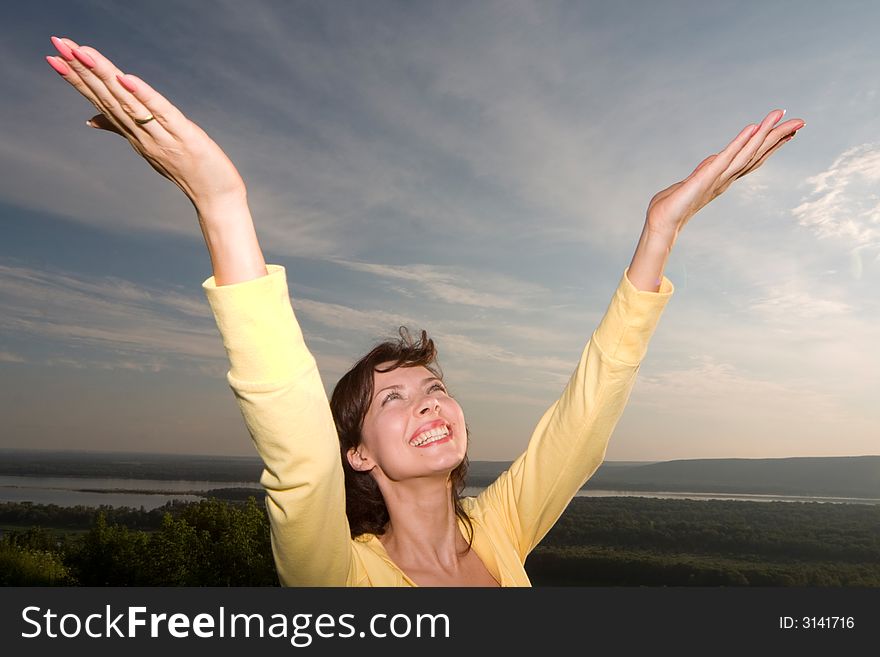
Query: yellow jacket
203 265 673 586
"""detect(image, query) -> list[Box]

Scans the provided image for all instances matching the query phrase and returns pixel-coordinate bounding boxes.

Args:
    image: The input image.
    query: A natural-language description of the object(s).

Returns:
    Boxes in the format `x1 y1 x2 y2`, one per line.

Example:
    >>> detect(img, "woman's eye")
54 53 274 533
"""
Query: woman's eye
382 383 445 406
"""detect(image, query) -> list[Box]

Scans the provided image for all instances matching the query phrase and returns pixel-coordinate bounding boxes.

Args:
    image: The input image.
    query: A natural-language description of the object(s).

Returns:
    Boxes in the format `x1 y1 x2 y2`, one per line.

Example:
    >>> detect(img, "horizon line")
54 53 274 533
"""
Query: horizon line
0 447 878 462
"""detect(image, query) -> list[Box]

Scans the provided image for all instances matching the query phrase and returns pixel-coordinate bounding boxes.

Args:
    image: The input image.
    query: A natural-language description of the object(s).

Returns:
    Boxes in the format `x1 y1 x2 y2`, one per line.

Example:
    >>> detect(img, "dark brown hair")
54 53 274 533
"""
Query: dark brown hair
329 326 474 553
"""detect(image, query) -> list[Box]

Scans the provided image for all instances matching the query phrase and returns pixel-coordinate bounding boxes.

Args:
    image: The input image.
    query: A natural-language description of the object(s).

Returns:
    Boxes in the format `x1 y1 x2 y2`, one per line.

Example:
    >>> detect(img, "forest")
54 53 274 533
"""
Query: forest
1 495 878 586
528 497 880 586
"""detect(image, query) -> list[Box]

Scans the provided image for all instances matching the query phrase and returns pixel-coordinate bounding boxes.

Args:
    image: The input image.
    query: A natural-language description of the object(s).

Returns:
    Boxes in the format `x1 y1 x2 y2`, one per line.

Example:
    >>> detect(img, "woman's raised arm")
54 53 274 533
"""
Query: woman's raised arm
49 36 355 584
47 36 267 286
626 108 805 292
474 109 804 562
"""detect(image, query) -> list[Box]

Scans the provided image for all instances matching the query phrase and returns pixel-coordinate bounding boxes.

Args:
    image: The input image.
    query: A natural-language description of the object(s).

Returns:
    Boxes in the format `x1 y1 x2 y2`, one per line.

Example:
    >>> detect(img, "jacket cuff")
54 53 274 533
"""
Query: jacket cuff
591 267 674 366
202 264 314 383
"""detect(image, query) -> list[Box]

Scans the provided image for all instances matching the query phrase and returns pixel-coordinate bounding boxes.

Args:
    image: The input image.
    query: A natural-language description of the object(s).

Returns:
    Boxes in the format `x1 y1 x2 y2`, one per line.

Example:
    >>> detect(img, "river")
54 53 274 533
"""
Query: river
1 475 878 510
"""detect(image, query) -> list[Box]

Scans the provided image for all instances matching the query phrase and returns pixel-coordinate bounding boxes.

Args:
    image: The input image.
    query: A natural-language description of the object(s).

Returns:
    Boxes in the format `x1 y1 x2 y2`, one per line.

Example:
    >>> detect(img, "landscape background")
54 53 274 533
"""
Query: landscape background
2 451 878 586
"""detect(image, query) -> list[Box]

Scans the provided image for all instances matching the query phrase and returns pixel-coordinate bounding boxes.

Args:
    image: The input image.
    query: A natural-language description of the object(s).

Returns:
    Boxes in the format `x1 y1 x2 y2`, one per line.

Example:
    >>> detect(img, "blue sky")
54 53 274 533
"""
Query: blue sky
1 0 878 460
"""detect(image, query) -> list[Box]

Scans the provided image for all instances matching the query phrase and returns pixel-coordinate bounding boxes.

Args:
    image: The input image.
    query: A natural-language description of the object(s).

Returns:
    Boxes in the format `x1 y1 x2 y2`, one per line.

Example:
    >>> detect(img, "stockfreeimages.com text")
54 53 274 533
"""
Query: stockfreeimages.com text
21 605 451 646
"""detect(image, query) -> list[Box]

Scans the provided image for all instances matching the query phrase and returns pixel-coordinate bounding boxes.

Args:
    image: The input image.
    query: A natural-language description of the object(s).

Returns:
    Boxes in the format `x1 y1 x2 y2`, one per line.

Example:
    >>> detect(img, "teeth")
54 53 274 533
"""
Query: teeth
411 426 449 446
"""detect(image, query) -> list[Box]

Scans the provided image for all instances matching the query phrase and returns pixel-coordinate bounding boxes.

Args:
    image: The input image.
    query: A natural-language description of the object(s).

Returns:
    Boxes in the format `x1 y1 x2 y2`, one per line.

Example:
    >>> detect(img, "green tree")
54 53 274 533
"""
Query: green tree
0 536 74 585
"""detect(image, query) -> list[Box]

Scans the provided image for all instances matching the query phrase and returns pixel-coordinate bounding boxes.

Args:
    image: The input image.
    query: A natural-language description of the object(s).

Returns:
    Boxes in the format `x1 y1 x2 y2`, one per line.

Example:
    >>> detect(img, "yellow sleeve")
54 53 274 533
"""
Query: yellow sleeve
472 267 674 562
202 264 353 585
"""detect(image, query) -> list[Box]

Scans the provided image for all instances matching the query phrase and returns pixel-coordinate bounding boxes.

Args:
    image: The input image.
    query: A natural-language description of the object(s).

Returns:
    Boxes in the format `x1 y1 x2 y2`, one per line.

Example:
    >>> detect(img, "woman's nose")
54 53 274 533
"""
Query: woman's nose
418 396 441 415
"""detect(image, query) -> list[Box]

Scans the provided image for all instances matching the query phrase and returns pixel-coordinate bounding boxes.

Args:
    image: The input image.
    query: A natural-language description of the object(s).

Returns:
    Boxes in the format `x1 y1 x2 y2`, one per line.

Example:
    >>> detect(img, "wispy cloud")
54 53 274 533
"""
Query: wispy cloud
0 350 26 363
431 331 573 377
294 297 414 338
748 283 852 320
792 143 880 252
293 278 577 389
0 262 221 371
636 353 847 422
329 258 551 310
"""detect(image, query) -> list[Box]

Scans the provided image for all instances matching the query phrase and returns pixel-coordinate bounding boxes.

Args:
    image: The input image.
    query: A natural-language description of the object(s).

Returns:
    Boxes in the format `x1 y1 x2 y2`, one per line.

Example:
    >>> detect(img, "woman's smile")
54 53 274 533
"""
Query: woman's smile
411 426 454 448
409 419 451 446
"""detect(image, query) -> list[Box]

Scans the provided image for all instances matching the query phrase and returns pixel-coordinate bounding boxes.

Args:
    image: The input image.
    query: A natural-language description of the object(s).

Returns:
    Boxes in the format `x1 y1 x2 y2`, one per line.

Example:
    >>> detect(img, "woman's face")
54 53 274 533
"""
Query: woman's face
351 362 467 482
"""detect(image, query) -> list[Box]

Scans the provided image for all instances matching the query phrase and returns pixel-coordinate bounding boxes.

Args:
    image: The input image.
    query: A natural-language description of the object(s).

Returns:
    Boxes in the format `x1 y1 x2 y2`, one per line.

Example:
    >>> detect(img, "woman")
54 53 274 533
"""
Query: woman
46 36 805 586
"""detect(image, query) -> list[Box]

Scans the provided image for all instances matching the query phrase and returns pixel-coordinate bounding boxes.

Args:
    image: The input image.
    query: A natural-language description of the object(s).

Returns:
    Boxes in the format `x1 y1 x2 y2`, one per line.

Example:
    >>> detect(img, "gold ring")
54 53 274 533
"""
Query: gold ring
134 114 155 125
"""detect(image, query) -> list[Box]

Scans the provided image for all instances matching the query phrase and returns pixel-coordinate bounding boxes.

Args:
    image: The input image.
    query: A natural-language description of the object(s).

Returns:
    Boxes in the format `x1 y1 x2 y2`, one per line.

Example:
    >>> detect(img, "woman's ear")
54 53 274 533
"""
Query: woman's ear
347 446 374 472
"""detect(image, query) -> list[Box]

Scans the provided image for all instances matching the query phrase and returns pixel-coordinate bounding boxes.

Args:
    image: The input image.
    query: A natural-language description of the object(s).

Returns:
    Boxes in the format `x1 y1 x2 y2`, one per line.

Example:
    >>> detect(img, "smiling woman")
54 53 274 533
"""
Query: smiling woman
203 263 674 587
330 329 478 583
46 33 803 587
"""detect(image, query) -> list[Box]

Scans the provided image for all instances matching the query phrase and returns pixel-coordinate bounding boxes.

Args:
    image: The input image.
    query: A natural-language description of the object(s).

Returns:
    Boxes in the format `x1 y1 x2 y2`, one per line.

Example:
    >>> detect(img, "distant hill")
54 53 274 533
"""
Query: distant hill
0 450 262 482
2 450 878 499
467 456 880 499
588 456 880 498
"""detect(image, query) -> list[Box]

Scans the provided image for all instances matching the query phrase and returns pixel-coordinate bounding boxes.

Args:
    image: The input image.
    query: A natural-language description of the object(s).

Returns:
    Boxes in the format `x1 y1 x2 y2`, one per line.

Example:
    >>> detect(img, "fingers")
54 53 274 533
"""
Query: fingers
733 118 804 178
51 37 150 140
718 109 784 180
48 36 185 148
49 37 112 125
46 55 71 77
50 37 127 136
719 109 805 184
700 122 760 182
721 116 804 193
111 71 191 142
696 109 804 190
733 130 797 181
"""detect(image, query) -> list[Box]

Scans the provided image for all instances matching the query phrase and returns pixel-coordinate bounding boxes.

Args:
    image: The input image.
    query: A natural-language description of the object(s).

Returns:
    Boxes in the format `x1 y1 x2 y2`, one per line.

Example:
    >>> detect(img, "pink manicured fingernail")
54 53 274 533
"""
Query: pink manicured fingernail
72 48 96 69
116 74 137 93
46 55 70 76
50 36 74 61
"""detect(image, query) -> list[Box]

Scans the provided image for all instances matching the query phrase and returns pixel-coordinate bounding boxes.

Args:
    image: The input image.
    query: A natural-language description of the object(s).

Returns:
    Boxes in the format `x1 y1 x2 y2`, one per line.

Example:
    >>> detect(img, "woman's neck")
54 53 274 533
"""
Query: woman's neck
377 475 467 570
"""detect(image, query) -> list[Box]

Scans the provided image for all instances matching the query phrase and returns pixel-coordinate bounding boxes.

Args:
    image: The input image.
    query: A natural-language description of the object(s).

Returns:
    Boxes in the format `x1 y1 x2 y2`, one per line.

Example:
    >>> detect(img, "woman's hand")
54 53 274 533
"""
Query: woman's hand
645 109 805 242
625 109 804 292
46 36 247 212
